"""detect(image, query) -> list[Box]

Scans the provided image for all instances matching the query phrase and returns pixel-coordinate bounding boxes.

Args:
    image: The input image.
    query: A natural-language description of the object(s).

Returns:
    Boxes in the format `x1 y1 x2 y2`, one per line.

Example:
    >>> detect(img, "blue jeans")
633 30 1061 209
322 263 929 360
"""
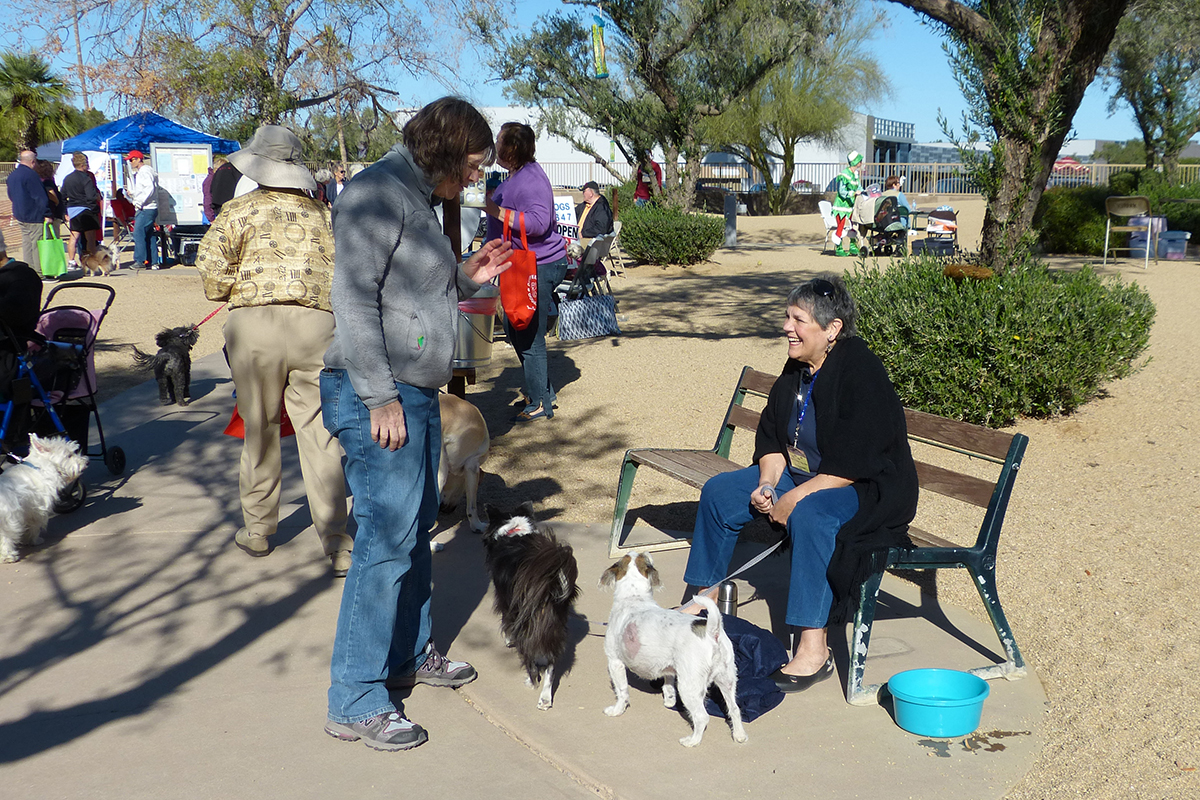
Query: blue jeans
683 465 859 628
133 208 158 265
504 257 568 416
322 369 440 724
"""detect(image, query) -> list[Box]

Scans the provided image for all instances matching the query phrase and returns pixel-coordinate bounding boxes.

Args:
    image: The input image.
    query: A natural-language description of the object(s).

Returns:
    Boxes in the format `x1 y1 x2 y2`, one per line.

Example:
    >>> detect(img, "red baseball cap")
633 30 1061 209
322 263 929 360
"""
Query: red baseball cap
125 150 146 161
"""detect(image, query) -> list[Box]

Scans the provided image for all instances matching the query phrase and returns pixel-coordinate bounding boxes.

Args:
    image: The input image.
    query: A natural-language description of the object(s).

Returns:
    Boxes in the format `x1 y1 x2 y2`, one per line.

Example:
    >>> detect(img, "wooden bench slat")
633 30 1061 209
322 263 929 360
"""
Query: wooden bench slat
630 449 740 489
727 403 762 433
906 526 961 549
904 408 1013 461
740 369 777 397
913 460 997 507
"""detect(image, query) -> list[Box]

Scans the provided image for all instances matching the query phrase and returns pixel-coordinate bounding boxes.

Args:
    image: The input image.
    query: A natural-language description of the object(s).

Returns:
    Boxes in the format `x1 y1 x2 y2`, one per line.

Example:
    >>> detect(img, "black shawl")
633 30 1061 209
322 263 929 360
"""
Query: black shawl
753 336 919 624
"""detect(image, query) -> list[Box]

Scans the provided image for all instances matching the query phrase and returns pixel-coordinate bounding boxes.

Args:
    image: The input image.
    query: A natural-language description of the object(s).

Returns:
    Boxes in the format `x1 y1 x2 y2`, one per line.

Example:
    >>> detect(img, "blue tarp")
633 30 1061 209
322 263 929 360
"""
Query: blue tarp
61 111 240 156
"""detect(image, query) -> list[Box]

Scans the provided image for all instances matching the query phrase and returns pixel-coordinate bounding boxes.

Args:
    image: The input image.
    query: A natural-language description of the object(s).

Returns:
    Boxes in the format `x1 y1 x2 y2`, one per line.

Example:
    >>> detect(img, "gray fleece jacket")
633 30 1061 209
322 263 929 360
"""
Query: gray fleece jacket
324 144 480 406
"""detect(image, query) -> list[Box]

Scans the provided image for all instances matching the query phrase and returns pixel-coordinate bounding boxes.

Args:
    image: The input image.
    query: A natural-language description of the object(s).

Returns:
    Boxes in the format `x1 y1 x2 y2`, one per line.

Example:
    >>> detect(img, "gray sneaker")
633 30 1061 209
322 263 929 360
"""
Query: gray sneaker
324 712 428 751
387 642 477 689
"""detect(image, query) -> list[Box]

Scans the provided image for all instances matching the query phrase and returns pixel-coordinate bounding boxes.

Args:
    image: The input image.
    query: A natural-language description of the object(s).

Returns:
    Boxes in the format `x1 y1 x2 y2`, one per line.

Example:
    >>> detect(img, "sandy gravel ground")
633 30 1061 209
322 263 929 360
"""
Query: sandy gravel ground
67 197 1198 798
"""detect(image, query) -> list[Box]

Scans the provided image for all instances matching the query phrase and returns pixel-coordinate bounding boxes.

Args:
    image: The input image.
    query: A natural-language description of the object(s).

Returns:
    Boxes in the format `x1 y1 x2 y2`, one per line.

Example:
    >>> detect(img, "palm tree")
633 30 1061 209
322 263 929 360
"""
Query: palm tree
0 52 73 151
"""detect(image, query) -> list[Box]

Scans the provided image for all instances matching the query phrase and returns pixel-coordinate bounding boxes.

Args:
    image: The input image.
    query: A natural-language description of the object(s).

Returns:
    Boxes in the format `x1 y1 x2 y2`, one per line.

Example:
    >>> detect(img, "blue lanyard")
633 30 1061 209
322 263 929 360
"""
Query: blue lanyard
791 369 819 447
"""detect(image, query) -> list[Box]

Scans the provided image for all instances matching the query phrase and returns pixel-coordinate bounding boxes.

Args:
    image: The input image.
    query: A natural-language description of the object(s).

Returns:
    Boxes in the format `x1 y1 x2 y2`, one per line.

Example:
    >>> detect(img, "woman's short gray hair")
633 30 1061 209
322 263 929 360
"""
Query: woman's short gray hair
787 273 858 339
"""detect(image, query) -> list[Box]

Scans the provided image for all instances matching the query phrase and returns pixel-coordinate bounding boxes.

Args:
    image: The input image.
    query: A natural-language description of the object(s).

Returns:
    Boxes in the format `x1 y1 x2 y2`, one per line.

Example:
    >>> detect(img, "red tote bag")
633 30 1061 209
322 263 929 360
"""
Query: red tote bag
498 210 538 331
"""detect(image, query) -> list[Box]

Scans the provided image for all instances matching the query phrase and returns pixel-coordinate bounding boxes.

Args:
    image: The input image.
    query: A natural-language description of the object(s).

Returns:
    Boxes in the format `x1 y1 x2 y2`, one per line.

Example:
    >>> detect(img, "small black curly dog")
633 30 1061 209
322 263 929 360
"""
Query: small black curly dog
132 326 200 405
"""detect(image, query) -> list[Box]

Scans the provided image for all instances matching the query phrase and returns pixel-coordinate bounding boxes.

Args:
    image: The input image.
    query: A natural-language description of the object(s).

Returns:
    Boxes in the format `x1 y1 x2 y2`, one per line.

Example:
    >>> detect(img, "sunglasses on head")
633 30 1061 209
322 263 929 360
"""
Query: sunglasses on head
804 278 836 297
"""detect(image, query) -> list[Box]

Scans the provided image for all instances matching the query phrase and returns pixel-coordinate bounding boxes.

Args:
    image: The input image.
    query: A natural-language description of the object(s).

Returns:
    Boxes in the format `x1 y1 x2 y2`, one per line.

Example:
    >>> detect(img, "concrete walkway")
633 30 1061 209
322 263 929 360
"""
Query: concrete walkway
0 353 1045 799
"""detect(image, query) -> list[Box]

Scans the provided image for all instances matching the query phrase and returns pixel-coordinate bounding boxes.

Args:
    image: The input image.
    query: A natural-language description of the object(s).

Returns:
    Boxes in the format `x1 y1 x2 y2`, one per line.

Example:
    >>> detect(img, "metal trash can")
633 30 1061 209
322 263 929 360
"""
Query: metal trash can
452 284 498 369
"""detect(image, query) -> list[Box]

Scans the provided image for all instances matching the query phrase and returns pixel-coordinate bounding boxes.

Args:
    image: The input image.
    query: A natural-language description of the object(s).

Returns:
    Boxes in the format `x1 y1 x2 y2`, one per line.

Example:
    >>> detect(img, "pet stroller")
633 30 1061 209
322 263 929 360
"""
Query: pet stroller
861 195 910 256
0 280 122 513
29 283 126 478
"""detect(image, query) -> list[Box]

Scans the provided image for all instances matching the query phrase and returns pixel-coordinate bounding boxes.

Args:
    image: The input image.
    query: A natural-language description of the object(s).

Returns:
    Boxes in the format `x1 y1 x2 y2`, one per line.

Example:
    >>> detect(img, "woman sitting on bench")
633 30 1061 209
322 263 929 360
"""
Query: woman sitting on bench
682 274 919 693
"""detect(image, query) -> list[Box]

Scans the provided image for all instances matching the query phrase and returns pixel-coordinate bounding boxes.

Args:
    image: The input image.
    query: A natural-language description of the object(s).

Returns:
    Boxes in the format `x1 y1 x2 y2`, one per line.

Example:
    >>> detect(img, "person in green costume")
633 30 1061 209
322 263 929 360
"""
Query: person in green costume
831 151 863 256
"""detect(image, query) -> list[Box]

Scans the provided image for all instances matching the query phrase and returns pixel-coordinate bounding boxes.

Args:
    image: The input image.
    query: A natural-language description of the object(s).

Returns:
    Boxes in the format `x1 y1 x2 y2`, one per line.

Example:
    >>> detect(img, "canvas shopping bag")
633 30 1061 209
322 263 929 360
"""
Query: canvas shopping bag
498 210 538 331
37 222 68 279
558 293 621 340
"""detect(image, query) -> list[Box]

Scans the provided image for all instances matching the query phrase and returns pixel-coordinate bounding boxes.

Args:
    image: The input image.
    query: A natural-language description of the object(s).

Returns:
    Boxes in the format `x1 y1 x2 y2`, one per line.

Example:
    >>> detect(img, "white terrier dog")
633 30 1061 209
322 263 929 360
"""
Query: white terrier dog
0 434 89 563
599 551 747 747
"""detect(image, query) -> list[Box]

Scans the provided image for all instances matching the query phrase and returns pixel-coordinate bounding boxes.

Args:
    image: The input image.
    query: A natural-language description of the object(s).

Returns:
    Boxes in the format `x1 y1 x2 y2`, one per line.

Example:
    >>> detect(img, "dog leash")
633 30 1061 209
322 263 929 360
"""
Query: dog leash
193 303 228 329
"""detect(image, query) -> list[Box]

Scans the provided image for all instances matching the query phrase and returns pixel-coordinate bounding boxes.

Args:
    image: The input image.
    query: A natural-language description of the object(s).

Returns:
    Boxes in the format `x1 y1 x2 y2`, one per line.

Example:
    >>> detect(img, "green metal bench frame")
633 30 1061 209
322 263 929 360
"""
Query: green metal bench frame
847 409 1028 705
608 366 773 558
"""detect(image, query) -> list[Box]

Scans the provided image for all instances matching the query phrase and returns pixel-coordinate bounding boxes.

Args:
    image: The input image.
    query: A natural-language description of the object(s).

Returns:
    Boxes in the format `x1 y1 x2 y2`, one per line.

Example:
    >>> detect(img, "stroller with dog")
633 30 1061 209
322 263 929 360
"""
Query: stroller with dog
0 280 126 512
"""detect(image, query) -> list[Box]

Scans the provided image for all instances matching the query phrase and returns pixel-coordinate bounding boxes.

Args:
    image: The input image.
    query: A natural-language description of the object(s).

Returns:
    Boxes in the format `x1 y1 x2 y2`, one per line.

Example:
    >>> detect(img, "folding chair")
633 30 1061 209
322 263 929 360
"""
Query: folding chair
818 200 838 253
1103 196 1156 269
605 220 627 277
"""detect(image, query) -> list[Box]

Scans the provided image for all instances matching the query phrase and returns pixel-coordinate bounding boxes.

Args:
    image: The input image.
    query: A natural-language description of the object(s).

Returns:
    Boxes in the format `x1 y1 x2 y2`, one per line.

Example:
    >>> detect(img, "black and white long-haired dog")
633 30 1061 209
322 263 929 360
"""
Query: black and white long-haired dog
132 325 199 405
483 503 580 710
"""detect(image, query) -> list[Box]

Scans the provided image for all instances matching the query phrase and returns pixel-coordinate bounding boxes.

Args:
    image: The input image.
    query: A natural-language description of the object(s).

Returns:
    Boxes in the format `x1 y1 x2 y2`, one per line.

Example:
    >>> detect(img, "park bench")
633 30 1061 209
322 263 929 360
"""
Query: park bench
608 365 1028 705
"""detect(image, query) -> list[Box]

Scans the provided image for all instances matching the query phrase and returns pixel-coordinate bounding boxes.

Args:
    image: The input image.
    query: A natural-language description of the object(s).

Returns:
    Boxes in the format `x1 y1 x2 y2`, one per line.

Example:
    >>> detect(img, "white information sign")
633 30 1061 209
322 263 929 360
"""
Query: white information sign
554 195 579 242
149 143 212 225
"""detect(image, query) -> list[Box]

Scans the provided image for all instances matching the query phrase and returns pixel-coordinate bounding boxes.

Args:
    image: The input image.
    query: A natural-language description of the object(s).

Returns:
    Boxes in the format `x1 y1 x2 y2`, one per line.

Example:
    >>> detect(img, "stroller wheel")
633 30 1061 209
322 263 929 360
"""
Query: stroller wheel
54 479 86 514
105 446 126 475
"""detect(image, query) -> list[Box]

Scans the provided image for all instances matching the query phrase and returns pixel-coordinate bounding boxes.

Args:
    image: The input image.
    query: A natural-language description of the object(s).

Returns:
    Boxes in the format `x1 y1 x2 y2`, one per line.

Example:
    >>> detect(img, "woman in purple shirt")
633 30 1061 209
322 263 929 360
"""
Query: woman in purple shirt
485 123 568 422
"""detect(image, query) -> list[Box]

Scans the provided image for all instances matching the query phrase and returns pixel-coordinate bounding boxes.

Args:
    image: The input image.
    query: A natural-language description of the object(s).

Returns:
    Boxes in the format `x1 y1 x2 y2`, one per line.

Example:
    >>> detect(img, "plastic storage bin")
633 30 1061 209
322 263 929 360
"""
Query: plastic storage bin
1128 215 1167 258
1157 231 1191 260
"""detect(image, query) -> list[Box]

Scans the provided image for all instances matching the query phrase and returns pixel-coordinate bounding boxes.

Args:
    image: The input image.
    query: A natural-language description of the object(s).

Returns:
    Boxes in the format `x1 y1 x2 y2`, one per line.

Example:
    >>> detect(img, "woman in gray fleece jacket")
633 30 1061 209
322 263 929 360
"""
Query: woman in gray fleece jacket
321 97 511 752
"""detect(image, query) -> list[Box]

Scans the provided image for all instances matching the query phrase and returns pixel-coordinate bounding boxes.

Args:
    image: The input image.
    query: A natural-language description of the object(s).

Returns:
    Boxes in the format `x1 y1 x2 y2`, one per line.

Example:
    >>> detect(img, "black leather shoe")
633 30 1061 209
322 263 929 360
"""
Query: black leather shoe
771 650 834 693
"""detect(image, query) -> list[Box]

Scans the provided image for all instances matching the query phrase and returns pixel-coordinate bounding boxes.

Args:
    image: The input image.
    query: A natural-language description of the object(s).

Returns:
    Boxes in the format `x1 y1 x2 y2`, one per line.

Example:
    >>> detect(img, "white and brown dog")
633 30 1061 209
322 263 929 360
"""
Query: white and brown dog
599 551 747 747
438 393 489 533
80 245 113 277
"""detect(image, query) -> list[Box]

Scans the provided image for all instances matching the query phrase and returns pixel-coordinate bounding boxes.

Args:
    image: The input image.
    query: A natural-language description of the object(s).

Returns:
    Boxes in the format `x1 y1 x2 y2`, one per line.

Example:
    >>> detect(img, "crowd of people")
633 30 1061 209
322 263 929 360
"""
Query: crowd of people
4 100 917 754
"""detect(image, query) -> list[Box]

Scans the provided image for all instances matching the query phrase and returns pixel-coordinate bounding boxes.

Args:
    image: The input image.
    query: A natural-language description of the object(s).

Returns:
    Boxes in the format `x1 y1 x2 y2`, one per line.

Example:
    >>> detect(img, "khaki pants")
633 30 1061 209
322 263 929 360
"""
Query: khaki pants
225 305 350 555
18 221 46 272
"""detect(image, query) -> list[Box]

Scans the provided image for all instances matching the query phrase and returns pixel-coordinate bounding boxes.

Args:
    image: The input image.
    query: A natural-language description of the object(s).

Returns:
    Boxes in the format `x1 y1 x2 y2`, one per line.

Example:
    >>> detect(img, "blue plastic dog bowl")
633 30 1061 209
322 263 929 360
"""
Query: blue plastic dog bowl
887 669 990 737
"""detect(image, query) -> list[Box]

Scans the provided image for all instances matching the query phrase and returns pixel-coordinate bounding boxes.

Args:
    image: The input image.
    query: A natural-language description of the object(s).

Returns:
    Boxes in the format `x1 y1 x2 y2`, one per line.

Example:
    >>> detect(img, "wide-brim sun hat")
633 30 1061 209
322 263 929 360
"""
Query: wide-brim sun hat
229 125 317 192
847 150 864 167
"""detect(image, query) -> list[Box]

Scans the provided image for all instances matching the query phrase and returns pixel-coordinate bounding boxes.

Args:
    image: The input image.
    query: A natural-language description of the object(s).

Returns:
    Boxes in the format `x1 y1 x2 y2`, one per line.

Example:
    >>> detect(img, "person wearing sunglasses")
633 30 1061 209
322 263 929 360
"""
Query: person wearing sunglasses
681 273 919 693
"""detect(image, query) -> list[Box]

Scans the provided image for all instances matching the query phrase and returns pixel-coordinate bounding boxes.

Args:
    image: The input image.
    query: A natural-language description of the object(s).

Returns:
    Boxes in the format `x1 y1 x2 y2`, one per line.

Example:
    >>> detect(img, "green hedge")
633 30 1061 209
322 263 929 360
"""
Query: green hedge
1036 170 1200 255
845 258 1155 427
1034 186 1110 255
619 204 724 265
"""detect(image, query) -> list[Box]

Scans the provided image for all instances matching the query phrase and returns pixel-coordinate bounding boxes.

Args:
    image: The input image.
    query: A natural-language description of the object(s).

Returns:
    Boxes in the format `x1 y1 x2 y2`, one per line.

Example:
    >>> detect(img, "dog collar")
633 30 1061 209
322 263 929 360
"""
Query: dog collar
4 453 39 470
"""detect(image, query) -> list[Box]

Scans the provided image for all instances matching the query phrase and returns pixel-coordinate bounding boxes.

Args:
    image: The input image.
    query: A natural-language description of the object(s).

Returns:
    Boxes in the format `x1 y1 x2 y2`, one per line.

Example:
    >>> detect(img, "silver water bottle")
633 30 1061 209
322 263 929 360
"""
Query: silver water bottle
717 581 738 617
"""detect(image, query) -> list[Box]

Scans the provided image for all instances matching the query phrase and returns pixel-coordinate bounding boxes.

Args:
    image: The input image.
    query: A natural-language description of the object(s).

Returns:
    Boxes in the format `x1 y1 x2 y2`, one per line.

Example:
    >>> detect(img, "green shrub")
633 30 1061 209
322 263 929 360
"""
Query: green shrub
845 257 1156 427
1036 170 1200 254
1035 186 1110 255
619 204 724 265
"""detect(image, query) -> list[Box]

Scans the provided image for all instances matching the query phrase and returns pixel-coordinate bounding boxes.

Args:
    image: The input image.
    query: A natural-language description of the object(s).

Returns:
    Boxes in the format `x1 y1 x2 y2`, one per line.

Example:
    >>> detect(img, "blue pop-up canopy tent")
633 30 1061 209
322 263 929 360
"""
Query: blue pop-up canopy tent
61 111 240 156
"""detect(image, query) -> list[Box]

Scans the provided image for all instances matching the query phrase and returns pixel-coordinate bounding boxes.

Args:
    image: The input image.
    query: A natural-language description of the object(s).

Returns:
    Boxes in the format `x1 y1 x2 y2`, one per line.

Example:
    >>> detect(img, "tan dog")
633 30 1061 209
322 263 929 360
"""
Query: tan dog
438 393 489 532
80 246 113 277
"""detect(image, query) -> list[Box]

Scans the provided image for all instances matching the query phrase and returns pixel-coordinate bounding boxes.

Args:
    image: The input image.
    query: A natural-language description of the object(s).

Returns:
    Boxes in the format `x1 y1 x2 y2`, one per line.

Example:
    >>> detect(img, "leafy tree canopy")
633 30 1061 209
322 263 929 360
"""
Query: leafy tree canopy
492 0 834 208
892 0 1131 269
1101 0 1200 177
701 1 889 215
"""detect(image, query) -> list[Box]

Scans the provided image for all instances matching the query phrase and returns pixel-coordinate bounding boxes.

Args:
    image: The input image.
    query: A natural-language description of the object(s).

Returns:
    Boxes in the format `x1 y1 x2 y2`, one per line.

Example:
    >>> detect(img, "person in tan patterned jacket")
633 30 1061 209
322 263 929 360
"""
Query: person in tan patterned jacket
195 124 352 577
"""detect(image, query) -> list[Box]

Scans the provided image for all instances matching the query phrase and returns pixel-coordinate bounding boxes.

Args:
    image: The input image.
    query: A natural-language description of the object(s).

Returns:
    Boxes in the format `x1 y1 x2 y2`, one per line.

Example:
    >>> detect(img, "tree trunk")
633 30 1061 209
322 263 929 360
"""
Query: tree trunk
979 136 1058 265
71 0 90 111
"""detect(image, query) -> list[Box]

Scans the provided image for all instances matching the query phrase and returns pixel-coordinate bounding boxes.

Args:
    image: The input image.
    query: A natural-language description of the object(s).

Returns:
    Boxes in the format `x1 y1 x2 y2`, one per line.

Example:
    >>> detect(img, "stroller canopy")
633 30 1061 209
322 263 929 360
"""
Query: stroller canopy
61 112 241 157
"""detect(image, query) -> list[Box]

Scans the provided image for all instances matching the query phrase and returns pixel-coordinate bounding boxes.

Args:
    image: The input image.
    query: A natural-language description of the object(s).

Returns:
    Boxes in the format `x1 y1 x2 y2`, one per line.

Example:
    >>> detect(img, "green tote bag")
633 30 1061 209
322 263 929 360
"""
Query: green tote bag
37 222 68 278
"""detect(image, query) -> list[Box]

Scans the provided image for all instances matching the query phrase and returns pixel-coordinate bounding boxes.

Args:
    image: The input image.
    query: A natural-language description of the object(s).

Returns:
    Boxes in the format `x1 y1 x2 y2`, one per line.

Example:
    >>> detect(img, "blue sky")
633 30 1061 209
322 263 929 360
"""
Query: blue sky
419 1 1142 144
